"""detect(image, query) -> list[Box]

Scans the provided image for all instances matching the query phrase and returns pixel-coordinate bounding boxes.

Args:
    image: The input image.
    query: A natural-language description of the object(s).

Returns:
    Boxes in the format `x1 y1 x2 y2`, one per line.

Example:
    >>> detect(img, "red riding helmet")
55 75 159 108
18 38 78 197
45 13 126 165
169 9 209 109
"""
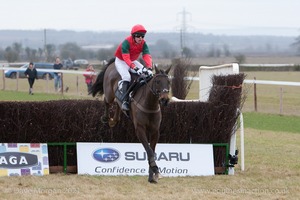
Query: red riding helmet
131 24 147 35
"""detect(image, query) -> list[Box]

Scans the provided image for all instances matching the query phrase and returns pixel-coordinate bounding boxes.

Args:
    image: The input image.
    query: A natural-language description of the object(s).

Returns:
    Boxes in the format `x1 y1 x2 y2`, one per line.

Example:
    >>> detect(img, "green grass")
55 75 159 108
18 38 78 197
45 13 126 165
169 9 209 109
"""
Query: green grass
243 112 300 133
0 90 91 101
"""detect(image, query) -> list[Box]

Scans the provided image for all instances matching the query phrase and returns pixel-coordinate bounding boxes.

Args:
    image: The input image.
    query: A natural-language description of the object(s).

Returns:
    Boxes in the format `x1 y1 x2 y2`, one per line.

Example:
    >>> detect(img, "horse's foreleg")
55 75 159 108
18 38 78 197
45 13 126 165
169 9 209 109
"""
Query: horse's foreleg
148 129 162 183
148 159 159 183
136 127 159 183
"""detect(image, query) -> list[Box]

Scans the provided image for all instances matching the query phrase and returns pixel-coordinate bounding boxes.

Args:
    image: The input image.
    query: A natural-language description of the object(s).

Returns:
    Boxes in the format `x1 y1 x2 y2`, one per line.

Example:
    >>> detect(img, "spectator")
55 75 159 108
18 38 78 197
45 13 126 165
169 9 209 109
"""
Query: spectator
53 57 63 92
83 64 96 94
24 62 38 95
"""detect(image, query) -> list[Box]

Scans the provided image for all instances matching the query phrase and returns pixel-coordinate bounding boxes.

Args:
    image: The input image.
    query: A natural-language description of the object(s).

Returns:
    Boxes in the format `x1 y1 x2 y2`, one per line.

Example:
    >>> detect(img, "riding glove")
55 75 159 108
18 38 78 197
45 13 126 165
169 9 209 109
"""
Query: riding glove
142 67 148 73
141 67 153 77
146 69 153 77
136 68 143 75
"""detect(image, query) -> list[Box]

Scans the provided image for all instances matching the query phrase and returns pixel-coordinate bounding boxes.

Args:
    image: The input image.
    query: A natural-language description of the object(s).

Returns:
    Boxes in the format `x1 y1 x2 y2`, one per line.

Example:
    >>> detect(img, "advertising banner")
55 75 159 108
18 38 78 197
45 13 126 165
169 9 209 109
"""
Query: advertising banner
77 143 214 176
0 143 49 176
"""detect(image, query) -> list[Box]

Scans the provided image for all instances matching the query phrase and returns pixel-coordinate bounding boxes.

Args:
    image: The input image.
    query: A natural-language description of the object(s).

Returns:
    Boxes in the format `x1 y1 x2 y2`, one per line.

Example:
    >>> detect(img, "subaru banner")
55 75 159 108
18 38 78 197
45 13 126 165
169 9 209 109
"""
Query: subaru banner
77 143 214 176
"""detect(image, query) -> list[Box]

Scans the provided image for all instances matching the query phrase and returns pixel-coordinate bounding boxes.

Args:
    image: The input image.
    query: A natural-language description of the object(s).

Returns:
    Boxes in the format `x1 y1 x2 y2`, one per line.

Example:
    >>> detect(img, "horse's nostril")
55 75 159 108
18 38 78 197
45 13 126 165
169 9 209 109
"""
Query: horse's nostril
159 98 169 106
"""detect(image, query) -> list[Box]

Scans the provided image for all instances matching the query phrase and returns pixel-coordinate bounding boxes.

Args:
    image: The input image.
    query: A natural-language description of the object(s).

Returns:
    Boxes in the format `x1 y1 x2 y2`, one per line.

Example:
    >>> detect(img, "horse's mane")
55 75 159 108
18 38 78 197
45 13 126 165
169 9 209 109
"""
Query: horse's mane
106 57 116 67
157 69 166 75
90 58 115 97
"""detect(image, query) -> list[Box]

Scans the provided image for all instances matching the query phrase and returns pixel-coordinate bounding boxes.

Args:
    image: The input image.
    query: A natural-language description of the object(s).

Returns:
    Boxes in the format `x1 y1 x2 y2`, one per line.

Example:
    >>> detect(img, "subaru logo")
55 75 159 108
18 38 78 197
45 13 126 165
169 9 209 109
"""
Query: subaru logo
93 148 120 163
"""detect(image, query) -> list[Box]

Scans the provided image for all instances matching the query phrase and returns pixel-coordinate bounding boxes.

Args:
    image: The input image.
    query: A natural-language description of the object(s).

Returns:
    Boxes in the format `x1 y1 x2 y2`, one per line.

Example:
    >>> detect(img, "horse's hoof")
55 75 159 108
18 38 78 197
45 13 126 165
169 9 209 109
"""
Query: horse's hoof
158 173 163 179
108 119 117 127
148 172 160 184
148 178 158 184
149 180 158 184
100 116 108 124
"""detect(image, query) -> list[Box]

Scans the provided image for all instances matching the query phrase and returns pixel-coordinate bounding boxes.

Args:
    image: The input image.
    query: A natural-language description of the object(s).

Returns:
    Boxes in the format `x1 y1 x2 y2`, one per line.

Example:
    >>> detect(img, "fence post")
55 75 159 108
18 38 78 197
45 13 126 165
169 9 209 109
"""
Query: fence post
2 69 5 90
46 73 49 93
61 73 64 95
16 71 19 92
254 77 257 111
47 142 76 174
76 75 79 95
280 87 283 115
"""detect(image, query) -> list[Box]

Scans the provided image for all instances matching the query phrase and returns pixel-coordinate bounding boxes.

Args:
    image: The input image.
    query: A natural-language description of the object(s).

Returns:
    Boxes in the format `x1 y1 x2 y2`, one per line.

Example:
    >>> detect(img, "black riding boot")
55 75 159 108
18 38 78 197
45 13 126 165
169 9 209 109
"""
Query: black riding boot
121 81 130 111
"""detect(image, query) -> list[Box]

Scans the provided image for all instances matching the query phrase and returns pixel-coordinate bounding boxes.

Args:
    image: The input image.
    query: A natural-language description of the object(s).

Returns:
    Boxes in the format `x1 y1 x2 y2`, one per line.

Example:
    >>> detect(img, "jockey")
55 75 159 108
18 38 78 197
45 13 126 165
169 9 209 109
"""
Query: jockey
115 24 153 111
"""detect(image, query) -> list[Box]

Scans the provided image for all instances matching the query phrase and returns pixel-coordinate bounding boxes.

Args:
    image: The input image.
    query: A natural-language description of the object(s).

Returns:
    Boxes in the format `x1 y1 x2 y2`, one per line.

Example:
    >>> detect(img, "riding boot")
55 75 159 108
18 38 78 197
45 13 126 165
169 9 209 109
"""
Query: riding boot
121 81 130 111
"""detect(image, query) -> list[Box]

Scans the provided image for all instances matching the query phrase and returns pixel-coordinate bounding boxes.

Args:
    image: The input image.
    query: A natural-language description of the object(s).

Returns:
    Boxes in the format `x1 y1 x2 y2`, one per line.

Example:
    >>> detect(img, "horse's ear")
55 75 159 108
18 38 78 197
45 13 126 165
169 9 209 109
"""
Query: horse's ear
165 65 172 75
154 65 159 74
154 64 171 74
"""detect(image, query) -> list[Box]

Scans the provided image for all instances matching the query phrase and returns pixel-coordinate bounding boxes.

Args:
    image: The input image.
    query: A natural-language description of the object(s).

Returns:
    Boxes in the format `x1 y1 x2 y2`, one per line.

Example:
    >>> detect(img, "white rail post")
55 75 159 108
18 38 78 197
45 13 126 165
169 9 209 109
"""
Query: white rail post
199 63 240 175
240 112 245 171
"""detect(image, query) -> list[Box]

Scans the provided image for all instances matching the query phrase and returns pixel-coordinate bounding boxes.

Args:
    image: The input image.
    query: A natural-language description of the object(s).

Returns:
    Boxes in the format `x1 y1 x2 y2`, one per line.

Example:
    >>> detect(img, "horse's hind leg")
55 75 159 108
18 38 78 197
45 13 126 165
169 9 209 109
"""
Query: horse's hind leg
100 99 110 124
109 105 121 127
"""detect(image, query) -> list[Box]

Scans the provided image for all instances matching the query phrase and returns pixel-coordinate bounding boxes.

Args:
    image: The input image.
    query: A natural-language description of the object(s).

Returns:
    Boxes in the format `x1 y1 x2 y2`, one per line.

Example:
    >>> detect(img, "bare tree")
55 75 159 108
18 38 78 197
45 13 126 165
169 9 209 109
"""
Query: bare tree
4 46 18 62
38 48 44 59
234 53 246 64
171 58 195 99
25 47 38 62
59 42 82 60
12 42 22 56
291 35 300 55
45 44 56 62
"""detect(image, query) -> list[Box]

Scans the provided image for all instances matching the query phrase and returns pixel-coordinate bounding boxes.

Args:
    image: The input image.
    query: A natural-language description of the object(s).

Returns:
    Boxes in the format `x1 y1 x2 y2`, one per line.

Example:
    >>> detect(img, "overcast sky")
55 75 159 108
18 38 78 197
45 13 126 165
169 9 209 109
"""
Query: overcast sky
1 0 299 36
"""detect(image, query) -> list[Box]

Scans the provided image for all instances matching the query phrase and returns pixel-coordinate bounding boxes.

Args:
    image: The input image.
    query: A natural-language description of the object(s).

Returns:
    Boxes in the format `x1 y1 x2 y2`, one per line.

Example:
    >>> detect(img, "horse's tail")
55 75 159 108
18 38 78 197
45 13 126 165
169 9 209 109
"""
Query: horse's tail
90 58 115 97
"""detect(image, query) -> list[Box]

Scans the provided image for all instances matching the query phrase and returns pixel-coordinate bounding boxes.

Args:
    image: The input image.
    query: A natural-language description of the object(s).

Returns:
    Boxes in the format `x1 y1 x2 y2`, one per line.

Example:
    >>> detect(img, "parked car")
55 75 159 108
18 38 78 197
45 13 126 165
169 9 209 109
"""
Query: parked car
4 63 55 80
62 59 74 69
62 59 80 70
73 59 89 66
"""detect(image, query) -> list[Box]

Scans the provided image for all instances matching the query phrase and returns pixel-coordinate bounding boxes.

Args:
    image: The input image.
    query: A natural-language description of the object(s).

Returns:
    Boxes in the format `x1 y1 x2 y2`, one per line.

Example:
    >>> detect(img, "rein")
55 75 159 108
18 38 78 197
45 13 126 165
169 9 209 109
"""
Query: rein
130 73 168 114
144 74 169 97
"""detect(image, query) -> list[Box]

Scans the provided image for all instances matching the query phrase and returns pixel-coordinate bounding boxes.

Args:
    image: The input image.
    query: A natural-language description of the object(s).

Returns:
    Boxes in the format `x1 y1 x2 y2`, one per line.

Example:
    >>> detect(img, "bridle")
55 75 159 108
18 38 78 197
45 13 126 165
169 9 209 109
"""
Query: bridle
145 73 170 98
131 73 170 113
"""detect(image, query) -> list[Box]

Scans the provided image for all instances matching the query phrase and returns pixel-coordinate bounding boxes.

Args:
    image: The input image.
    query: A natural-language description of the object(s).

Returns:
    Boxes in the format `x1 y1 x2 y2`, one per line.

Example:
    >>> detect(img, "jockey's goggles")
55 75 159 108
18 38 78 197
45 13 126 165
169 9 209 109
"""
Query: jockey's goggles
133 33 145 38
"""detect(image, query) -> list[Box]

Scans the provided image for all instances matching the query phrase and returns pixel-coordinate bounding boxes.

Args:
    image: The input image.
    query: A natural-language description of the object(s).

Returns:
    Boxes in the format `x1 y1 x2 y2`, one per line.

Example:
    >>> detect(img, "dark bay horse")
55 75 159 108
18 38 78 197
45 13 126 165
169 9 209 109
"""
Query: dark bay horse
91 58 171 183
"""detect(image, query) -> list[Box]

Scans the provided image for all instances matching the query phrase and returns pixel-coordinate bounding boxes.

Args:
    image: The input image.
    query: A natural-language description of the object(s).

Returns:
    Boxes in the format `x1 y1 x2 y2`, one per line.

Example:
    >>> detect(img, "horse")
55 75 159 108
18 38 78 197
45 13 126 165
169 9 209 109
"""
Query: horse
91 58 171 183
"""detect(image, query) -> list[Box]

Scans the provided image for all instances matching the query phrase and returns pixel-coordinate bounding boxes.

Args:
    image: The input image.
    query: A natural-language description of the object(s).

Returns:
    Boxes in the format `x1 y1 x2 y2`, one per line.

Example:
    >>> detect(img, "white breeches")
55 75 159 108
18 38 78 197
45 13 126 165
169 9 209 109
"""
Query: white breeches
115 57 144 83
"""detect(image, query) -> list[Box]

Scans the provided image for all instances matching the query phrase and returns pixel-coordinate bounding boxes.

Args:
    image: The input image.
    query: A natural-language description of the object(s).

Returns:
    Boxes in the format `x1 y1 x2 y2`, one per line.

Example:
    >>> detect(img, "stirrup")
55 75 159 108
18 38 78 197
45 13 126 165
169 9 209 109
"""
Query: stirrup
121 101 129 111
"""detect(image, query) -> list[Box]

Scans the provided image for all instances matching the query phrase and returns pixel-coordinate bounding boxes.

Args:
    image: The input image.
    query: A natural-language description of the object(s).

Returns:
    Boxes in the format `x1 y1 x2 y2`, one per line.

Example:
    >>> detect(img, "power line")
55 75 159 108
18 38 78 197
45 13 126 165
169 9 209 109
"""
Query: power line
177 8 192 56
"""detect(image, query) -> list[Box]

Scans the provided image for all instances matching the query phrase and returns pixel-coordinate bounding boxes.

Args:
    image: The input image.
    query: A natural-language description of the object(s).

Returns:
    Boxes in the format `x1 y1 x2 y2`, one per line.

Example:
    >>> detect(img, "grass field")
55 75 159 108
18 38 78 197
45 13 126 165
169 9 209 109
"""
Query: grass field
244 112 300 133
185 71 300 116
242 71 300 116
0 70 300 199
0 128 299 200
